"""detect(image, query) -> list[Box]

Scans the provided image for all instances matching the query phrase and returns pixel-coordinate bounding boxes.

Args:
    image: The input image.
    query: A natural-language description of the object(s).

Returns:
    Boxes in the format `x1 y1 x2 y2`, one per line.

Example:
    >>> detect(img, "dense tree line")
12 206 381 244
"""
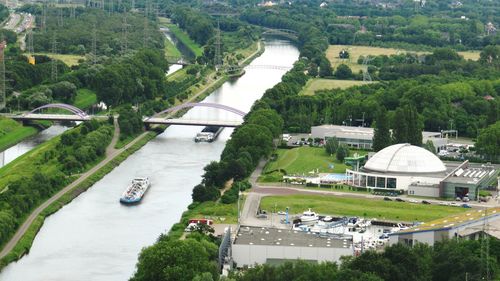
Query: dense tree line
90 49 168 106
19 7 163 55
118 106 144 140
0 121 113 248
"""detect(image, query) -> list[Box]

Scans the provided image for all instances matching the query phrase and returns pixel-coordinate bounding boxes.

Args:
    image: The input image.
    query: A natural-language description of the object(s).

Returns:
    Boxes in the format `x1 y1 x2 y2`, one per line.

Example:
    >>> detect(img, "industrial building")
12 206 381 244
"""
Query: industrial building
310 125 447 150
232 226 353 267
345 144 498 199
389 208 500 246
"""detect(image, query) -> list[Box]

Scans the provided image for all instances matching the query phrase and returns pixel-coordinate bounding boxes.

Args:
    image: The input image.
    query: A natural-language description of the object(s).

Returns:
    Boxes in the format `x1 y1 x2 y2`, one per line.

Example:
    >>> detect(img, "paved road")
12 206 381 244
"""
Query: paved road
0 120 147 259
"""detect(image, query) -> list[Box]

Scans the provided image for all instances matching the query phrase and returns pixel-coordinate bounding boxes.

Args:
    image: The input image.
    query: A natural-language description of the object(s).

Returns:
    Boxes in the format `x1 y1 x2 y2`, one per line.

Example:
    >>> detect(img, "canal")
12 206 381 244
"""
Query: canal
0 38 299 281
0 125 70 168
162 27 192 76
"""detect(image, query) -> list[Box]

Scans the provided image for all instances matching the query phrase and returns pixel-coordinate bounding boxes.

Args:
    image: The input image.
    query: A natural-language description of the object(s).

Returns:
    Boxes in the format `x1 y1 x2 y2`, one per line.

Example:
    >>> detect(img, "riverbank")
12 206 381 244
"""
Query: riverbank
0 117 39 153
0 39 264 271
165 24 203 58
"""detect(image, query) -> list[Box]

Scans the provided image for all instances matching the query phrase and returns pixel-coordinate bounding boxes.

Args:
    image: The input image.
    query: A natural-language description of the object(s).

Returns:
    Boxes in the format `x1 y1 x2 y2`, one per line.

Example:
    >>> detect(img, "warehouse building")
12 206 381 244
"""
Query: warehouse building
389 207 500 246
345 144 498 199
232 226 353 267
310 125 447 150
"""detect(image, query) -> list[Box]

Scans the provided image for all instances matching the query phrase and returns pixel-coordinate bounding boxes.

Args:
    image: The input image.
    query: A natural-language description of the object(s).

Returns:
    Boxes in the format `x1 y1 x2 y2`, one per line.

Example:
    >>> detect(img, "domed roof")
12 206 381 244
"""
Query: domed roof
364 144 446 174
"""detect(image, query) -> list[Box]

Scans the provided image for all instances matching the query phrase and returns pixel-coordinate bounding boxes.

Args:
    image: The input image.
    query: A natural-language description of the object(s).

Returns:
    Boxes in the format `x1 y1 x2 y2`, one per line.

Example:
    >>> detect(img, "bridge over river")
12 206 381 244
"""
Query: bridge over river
0 38 300 281
5 102 248 128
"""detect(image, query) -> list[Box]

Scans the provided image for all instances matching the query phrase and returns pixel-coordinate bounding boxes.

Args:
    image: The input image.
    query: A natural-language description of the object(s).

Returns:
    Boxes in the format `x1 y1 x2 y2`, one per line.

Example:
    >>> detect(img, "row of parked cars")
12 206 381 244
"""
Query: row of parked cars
383 197 471 208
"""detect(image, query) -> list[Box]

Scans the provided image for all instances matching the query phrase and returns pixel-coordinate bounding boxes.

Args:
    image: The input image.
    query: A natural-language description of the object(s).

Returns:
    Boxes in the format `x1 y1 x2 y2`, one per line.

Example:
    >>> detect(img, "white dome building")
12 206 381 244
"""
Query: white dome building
345 144 449 194
363 144 446 174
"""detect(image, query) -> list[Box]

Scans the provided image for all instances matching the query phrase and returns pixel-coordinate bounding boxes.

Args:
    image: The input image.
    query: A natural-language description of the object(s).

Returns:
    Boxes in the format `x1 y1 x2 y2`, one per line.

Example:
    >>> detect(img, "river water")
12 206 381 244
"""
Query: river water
0 125 70 168
0 39 299 281
162 27 191 76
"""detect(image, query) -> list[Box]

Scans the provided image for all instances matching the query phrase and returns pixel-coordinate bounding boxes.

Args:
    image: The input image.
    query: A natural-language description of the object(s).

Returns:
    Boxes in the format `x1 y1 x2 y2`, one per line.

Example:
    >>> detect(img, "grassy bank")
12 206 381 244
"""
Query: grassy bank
164 37 182 60
260 194 467 222
73 89 97 109
265 146 350 175
0 117 39 152
300 78 373 95
166 24 203 58
0 131 159 269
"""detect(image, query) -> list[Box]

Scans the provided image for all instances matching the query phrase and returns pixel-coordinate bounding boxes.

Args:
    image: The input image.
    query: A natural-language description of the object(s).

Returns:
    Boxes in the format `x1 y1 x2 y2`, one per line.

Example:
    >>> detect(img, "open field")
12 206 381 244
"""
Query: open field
73 89 97 109
265 146 349 175
158 17 171 25
326 45 481 73
0 117 38 152
166 24 203 57
300 78 373 95
260 194 467 222
35 53 85 66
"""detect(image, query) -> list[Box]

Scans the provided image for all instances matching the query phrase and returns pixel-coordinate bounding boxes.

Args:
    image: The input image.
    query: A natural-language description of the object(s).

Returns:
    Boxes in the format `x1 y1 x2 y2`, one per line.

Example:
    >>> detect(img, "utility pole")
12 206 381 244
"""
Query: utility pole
0 41 5 111
481 209 491 281
91 23 97 64
362 56 372 82
51 35 58 81
143 2 150 48
121 11 128 53
41 2 47 32
214 20 222 69
70 5 76 18
57 7 63 27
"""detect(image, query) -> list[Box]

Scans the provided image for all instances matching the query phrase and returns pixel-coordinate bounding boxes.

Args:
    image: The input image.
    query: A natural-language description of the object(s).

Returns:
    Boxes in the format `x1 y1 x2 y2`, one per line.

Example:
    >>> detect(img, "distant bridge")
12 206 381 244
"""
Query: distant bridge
7 102 247 128
144 102 246 128
262 28 299 40
165 56 192 66
224 64 292 73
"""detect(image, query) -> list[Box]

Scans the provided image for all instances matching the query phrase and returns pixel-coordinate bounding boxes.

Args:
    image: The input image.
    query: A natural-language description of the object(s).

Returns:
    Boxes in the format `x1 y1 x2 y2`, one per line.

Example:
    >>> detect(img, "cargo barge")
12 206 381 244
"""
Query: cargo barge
194 126 223 142
120 177 151 204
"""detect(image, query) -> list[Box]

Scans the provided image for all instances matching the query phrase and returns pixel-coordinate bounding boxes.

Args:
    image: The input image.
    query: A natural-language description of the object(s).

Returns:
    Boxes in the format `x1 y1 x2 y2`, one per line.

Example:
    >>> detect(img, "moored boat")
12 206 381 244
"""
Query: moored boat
300 209 319 225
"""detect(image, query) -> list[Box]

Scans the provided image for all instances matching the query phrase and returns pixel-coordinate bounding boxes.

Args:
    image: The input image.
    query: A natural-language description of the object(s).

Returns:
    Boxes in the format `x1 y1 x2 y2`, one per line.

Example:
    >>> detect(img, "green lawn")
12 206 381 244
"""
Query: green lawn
265 146 349 175
73 89 97 109
166 24 203 57
260 195 467 222
35 53 84 66
0 117 39 152
300 78 373 95
164 37 182 60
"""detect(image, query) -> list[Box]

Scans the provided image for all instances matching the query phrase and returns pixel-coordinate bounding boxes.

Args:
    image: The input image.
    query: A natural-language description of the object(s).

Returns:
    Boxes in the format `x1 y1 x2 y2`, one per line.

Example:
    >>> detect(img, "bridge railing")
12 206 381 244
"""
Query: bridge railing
29 103 88 117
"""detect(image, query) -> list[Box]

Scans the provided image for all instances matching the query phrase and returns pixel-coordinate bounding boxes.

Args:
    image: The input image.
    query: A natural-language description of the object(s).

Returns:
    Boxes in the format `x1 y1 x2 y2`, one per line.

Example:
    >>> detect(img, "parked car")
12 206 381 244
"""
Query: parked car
384 197 392 201
448 202 459 207
422 200 431 204
395 198 405 202
462 204 472 208
408 199 419 203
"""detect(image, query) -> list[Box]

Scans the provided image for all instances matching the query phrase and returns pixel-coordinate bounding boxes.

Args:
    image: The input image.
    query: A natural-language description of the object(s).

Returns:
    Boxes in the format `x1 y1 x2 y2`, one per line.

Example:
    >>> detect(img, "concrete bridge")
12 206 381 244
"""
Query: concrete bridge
6 102 247 128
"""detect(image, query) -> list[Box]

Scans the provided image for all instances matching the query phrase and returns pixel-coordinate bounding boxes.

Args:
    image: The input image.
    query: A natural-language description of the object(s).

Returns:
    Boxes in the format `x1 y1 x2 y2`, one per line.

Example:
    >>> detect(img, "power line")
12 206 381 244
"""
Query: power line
214 20 222 69
51 34 58 82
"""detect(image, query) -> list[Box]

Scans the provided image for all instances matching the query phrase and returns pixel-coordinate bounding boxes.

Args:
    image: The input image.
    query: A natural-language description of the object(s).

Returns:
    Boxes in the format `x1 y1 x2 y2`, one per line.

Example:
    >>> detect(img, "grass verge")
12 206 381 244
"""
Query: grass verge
164 37 182 60
0 131 159 270
260 194 467 222
265 146 350 175
73 89 97 109
300 78 373 95
166 24 203 58
0 117 39 152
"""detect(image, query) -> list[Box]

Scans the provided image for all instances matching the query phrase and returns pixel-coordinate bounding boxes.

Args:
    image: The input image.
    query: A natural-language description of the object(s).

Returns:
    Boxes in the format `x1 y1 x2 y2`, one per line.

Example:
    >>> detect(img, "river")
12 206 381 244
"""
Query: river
0 125 70 168
162 27 192 76
0 38 299 281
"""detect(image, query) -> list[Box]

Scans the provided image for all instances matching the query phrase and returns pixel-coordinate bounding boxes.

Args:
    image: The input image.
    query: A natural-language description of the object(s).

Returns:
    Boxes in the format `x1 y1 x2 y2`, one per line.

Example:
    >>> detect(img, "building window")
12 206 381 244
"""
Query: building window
387 178 397 189
367 176 375 187
376 177 386 188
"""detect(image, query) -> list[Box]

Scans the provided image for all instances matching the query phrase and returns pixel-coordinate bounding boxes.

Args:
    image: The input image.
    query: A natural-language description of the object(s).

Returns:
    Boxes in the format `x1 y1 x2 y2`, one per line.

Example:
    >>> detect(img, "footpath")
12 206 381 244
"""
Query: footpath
0 39 265 261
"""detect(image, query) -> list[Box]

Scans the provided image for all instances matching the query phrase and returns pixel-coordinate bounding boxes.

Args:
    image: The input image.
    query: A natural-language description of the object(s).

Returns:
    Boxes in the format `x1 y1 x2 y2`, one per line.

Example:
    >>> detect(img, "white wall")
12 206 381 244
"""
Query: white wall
232 244 353 268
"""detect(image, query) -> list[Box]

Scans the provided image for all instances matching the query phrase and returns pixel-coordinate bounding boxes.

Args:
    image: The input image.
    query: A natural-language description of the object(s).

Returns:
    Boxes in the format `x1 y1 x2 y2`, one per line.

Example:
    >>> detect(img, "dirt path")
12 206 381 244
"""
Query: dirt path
0 123 147 259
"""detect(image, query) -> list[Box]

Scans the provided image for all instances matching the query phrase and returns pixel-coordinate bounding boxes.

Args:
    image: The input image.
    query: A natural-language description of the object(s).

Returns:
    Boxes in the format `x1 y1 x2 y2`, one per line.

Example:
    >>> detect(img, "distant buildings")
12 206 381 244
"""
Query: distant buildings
389 208 500 246
345 144 498 199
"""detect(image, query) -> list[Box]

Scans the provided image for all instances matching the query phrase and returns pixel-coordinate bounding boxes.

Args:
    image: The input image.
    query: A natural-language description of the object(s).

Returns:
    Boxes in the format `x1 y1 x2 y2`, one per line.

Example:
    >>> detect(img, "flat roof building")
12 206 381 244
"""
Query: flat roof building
311 125 447 150
389 207 500 246
232 226 353 267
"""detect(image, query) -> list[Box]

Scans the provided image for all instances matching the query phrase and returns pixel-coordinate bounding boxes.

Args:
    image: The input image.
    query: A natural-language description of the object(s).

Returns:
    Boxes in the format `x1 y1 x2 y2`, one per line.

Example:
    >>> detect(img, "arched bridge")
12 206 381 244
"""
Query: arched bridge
165 56 192 66
144 102 247 127
7 103 104 122
5 102 247 128
224 64 292 74
262 28 298 40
